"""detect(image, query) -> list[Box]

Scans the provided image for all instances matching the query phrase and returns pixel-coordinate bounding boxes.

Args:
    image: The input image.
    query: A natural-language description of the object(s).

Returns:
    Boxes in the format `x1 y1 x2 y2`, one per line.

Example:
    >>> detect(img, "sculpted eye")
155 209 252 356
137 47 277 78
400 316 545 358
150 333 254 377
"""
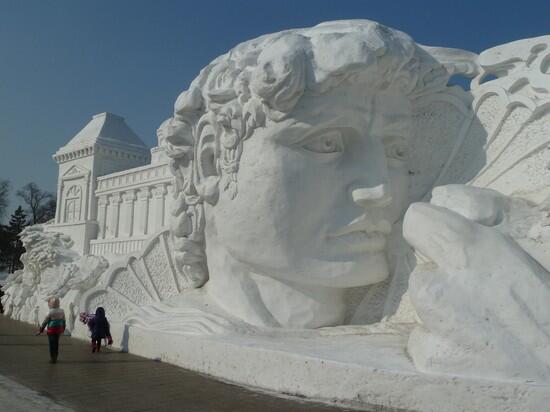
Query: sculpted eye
384 137 409 162
301 130 344 154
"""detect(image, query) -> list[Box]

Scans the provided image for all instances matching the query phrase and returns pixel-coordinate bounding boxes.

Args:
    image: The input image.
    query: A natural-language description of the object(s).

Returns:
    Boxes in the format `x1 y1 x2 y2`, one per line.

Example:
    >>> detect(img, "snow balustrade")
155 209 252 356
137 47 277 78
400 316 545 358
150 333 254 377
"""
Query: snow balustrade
90 161 174 257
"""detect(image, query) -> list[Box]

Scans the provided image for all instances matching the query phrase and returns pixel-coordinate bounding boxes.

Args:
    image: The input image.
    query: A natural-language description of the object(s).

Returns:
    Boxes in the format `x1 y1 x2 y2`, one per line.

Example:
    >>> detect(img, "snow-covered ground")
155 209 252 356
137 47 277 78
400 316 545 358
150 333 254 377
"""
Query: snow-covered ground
0 375 74 412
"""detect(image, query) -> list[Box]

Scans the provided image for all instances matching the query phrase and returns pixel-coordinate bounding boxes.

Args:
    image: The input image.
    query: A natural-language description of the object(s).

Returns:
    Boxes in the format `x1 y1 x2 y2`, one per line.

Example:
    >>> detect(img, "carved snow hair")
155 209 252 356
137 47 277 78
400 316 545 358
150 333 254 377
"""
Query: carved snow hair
161 20 458 288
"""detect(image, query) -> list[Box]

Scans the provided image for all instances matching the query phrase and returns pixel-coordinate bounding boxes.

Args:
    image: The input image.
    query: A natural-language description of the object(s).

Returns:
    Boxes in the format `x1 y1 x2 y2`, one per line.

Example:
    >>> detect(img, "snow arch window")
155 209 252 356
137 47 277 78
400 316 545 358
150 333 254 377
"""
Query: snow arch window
64 185 82 222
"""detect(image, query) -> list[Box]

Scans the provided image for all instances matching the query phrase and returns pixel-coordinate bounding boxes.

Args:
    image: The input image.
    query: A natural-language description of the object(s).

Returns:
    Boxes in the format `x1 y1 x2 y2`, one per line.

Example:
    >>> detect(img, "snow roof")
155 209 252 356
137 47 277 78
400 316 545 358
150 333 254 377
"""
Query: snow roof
61 112 148 152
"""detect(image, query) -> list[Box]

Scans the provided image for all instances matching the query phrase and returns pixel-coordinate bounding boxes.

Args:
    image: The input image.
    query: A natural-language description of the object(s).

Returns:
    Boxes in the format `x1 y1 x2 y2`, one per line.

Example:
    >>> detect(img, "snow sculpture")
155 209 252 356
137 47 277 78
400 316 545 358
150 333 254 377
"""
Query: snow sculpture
145 20 467 329
3 19 550 410
80 22 549 372
81 20 467 329
1 226 107 330
404 36 550 382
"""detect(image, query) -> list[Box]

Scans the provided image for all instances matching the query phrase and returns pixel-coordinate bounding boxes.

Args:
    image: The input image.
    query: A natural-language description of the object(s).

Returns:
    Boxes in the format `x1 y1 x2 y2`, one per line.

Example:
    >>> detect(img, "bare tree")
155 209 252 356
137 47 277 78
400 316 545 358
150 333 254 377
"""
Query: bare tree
41 197 57 223
16 182 56 224
0 180 9 220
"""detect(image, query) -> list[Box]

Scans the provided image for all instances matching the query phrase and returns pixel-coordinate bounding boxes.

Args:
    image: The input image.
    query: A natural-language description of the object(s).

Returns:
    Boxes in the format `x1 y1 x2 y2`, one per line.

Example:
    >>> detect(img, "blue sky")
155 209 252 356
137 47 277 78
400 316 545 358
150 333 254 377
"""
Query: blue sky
0 0 549 217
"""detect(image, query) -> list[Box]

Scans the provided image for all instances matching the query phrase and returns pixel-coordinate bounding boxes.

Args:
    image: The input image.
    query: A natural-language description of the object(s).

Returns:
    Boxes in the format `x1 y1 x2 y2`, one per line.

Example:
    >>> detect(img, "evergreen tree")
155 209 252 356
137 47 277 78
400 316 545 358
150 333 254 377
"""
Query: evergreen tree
8 206 27 233
4 206 27 273
0 224 8 274
0 180 9 221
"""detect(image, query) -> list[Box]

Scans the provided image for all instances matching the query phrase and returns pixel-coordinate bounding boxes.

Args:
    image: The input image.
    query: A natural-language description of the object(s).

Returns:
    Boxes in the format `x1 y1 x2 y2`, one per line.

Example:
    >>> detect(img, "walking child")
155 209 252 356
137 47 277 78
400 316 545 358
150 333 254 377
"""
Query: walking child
88 307 113 352
37 297 66 364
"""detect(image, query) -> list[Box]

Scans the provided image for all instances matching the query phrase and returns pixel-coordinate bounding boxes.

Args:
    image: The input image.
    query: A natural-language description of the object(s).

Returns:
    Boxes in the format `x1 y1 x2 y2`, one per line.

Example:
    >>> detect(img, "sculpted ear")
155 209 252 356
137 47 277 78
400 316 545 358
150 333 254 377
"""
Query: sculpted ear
194 124 220 204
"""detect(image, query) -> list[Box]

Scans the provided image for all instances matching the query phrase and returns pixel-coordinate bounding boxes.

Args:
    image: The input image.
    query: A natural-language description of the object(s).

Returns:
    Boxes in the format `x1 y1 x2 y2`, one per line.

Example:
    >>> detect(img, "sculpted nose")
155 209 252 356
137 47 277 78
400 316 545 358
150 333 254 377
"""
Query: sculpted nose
352 184 392 208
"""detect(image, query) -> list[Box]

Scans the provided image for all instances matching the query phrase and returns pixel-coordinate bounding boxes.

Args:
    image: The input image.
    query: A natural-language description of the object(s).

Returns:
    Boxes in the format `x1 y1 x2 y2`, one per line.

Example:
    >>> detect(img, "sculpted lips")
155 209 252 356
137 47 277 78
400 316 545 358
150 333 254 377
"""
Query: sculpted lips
328 215 392 253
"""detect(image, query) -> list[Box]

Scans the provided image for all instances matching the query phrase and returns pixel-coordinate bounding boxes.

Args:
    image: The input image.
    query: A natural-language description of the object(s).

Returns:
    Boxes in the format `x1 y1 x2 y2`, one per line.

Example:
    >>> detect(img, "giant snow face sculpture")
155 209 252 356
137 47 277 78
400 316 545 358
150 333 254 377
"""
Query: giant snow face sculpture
159 21 446 328
197 89 413 327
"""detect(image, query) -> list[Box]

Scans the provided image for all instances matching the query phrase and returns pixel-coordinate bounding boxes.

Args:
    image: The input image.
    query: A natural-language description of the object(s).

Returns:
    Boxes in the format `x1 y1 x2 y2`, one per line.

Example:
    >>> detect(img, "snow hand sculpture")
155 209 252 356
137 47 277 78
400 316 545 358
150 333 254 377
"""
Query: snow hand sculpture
405 185 550 382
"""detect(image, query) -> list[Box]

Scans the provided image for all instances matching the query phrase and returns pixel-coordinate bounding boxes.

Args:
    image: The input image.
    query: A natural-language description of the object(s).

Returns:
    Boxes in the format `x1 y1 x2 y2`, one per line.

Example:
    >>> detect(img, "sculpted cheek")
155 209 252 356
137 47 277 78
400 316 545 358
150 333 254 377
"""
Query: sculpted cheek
388 166 409 222
211 141 295 268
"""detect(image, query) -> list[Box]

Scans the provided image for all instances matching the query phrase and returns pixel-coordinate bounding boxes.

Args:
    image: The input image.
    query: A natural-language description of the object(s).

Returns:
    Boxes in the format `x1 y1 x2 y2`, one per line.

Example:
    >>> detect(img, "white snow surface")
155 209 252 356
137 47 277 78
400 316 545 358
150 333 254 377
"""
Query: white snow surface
0 375 74 412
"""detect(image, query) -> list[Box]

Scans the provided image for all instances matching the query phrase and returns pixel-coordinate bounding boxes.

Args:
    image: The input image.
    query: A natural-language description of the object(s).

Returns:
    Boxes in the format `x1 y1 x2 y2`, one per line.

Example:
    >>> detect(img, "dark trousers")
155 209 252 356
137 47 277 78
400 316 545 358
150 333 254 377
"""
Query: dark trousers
92 338 102 352
48 334 60 360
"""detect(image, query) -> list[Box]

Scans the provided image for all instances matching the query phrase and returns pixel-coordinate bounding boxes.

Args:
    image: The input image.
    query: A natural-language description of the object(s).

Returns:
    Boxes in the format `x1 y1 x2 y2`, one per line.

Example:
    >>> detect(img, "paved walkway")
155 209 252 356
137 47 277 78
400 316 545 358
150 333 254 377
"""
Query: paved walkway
0 315 360 412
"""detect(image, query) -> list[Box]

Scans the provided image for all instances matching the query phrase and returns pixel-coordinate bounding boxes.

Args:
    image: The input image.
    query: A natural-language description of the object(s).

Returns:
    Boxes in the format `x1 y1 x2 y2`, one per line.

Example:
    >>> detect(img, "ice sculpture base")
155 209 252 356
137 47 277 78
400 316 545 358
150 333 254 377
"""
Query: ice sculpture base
71 322 550 412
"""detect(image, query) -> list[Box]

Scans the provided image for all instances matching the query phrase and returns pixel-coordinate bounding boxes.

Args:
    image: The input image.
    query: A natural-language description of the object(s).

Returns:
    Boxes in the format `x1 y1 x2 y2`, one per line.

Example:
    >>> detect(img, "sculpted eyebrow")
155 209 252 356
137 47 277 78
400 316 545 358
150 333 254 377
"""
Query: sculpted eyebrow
380 117 411 139
273 122 311 145
274 111 368 145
